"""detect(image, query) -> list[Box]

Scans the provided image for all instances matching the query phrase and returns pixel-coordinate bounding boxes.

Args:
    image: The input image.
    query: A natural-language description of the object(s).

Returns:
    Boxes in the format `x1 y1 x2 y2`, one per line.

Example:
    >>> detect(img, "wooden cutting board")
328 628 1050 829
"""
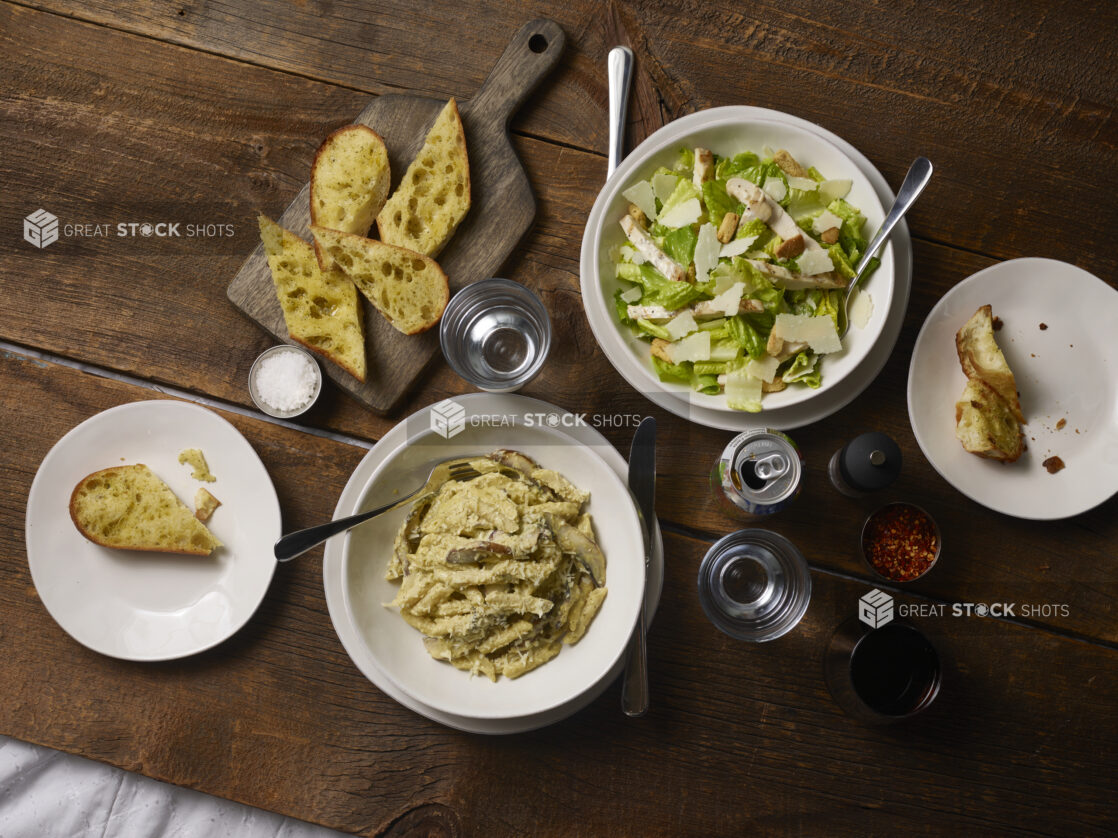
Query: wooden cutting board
227 18 566 414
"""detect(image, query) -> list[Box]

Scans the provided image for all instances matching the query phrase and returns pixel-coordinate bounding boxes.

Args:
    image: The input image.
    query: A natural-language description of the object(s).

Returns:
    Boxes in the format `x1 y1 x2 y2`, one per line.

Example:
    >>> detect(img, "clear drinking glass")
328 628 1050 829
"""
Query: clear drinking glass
697 529 812 642
439 278 552 393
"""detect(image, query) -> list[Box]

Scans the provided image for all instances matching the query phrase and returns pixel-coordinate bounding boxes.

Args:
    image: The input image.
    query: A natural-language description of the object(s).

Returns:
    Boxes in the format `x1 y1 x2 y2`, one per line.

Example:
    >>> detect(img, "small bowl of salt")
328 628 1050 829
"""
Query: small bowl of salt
249 345 322 419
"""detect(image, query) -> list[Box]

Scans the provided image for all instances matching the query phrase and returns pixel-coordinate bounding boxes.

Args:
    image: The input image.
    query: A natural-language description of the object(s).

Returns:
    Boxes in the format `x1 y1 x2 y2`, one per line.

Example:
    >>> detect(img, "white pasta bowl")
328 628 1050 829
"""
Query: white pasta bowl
329 413 646 720
580 107 893 422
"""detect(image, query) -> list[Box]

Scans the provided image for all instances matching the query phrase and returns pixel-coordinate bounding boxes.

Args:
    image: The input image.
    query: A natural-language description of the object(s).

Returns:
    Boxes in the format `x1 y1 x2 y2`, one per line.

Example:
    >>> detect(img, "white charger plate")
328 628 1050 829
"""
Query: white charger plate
580 105 913 430
908 258 1118 519
25 400 280 660
323 393 665 733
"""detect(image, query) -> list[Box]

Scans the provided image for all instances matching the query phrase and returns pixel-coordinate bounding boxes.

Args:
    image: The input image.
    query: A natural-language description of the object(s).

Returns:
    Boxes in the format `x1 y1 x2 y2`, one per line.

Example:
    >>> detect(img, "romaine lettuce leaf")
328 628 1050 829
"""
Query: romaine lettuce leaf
661 225 698 268
636 318 671 340
616 262 711 310
701 179 742 229
783 351 822 388
651 355 690 383
715 152 761 181
727 315 767 360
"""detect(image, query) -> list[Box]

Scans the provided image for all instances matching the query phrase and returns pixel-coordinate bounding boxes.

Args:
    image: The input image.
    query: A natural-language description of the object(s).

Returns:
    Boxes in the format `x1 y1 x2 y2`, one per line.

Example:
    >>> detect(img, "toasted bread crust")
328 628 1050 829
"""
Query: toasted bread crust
311 226 449 335
376 99 470 257
955 304 1025 424
310 124 391 270
70 465 221 555
954 378 1024 462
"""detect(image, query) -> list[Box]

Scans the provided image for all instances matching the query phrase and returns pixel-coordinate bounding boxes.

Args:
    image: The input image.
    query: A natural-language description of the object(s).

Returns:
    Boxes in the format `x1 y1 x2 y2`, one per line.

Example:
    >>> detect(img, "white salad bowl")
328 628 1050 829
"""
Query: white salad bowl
579 107 894 426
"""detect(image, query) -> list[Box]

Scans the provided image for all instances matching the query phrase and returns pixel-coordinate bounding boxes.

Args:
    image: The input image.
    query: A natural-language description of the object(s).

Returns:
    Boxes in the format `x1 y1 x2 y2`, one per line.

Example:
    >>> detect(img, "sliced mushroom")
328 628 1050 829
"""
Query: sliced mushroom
545 514 606 587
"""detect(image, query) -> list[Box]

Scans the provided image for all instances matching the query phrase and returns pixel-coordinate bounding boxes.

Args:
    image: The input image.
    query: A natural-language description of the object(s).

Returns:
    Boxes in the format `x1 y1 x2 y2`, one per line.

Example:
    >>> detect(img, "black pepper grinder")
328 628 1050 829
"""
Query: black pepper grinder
828 432 902 497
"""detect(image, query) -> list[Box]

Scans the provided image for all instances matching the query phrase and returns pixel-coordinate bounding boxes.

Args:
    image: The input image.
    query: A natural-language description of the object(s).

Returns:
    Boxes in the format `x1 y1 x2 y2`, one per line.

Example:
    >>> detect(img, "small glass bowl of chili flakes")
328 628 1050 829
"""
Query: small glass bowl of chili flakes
861 502 941 583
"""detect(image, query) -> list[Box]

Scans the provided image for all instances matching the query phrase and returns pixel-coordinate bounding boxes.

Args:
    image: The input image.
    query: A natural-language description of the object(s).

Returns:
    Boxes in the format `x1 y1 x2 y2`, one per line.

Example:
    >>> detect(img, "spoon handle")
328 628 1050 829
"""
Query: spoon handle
856 157 933 281
607 46 634 179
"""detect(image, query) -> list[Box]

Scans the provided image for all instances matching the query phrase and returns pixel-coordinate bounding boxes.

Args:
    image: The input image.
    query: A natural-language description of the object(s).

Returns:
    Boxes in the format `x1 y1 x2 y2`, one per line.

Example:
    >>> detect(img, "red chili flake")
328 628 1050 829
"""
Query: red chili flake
862 504 939 582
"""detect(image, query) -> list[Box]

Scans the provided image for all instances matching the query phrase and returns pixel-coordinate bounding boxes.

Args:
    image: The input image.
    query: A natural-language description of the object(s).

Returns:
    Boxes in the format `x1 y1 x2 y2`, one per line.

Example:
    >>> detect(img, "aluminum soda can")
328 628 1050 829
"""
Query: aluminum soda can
711 429 803 517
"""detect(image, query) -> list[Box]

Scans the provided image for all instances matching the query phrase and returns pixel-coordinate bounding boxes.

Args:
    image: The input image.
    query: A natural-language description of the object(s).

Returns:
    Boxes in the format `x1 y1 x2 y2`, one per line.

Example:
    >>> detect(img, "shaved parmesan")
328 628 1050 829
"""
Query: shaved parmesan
797 249 835 276
762 177 787 202
668 330 711 364
787 176 818 191
819 179 852 201
652 172 680 204
812 210 844 236
619 285 643 303
664 309 698 341
619 243 647 265
657 198 702 229
850 288 874 330
746 355 780 383
773 313 842 354
720 235 758 258
693 223 721 283
705 282 745 317
622 182 657 221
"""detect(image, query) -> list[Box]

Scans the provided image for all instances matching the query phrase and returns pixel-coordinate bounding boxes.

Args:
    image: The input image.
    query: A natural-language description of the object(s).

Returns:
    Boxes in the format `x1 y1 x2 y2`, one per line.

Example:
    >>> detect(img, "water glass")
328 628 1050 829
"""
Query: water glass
439 278 552 392
697 529 812 642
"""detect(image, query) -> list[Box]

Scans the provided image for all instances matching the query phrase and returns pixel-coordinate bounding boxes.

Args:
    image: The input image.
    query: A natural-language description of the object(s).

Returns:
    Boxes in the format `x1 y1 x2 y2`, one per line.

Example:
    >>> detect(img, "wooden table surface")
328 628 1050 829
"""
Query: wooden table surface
3 1 1116 835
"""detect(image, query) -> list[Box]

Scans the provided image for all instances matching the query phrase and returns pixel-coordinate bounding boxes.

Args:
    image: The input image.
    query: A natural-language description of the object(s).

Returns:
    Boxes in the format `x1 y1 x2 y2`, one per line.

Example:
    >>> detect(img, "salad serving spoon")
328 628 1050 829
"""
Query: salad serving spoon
839 156 933 336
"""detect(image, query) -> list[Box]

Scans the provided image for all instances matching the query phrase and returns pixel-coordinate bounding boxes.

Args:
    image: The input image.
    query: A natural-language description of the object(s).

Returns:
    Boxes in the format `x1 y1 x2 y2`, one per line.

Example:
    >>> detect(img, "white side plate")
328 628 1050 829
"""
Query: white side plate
908 258 1118 519
26 400 280 660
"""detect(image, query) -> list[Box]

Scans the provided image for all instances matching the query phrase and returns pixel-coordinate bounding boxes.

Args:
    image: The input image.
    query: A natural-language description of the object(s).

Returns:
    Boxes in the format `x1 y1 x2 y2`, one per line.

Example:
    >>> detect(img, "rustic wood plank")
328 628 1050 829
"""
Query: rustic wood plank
18 0 1118 275
2 356 1115 834
228 19 565 413
2 0 1115 644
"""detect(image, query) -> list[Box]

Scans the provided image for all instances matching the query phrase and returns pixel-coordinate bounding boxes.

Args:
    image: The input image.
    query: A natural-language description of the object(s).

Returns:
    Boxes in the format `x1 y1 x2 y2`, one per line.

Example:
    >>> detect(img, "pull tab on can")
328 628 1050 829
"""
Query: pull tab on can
713 429 804 517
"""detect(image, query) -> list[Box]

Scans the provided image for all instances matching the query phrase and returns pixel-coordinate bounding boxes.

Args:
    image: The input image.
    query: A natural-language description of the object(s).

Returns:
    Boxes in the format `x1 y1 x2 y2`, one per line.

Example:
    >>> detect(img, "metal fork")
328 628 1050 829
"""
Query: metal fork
273 457 482 562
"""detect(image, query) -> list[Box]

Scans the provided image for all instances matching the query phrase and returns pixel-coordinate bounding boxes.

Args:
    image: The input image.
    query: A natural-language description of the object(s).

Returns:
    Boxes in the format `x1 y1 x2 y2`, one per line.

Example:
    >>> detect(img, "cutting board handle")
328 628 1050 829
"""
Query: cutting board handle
467 18 566 130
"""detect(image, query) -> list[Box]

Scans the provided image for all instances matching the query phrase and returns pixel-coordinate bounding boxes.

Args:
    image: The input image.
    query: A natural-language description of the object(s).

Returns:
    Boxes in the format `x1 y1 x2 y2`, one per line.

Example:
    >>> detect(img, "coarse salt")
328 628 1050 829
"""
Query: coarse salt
254 350 319 413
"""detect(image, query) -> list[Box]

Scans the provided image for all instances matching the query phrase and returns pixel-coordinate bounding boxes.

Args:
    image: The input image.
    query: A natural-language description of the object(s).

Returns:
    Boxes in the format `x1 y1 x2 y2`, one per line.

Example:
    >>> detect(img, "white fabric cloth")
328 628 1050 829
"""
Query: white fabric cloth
0 736 345 838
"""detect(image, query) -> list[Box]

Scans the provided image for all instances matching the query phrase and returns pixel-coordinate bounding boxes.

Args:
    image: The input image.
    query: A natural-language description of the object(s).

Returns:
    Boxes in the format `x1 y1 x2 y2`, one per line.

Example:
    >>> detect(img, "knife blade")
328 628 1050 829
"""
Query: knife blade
621 416 656 717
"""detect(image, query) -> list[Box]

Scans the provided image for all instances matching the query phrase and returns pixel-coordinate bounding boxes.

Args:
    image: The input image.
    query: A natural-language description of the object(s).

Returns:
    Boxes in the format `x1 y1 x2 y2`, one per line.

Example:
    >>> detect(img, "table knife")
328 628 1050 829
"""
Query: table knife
622 416 656 717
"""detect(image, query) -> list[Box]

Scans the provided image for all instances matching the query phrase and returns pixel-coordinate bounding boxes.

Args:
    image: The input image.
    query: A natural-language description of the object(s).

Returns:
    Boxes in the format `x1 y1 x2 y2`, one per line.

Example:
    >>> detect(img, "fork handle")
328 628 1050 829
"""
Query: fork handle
274 492 414 562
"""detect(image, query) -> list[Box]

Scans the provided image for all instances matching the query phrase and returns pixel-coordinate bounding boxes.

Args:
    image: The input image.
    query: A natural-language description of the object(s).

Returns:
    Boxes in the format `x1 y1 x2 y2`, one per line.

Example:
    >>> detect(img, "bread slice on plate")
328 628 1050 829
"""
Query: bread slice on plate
258 215 366 382
70 465 223 555
310 124 391 268
311 225 449 335
376 98 470 257
954 378 1024 462
956 304 1025 423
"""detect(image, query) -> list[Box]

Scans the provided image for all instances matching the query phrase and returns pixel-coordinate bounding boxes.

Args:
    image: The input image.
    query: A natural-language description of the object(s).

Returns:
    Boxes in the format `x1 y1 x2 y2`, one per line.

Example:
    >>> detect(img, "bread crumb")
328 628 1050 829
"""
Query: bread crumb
1056 418 1067 430
1039 322 1048 330
179 448 216 482
194 488 222 522
992 316 1003 330
1042 456 1065 474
